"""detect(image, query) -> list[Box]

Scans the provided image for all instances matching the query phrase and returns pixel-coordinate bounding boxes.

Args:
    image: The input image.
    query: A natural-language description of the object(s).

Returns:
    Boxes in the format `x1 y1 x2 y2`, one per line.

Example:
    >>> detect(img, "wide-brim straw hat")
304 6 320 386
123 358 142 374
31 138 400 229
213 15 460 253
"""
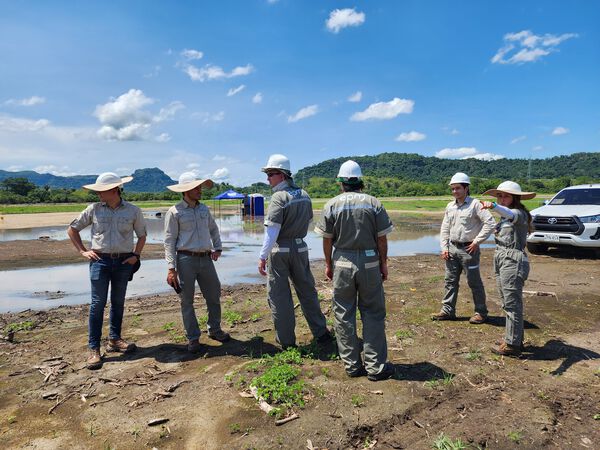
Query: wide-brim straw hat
483 180 536 200
167 172 214 192
83 172 133 192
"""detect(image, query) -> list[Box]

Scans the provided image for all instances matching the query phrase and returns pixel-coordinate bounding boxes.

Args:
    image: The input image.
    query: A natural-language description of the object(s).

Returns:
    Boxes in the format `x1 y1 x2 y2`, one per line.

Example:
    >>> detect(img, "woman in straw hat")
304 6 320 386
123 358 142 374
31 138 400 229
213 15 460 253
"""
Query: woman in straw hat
482 181 536 357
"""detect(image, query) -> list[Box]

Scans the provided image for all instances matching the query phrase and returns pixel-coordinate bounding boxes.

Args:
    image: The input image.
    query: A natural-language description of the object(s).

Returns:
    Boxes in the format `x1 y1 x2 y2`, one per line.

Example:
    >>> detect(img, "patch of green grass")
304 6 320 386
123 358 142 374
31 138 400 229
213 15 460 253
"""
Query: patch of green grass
168 330 186 343
250 313 261 322
426 275 445 283
197 314 208 329
162 321 176 332
465 348 482 361
228 423 241 434
5 321 35 333
536 390 549 401
593 413 600 420
507 430 523 443
223 310 243 326
7 415 16 424
250 364 305 408
321 367 330 378
424 372 455 389
130 314 142 327
432 433 468 450
395 329 414 340
351 394 365 408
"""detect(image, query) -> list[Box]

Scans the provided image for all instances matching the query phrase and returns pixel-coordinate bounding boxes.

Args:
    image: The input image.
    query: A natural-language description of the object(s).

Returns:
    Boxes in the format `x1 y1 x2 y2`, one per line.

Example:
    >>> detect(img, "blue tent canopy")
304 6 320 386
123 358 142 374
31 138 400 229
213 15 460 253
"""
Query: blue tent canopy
213 189 245 200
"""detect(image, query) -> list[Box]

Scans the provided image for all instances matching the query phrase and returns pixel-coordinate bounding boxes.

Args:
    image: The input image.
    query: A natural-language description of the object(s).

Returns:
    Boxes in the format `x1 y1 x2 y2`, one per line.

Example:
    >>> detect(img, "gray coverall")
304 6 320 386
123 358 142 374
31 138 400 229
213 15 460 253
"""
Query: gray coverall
439 196 496 317
265 182 328 348
493 209 530 346
315 192 394 375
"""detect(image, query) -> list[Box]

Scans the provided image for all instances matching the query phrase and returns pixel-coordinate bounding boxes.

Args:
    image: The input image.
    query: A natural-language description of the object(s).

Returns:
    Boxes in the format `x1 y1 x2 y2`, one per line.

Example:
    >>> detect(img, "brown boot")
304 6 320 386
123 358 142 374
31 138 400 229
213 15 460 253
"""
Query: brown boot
187 339 203 353
491 342 522 357
469 313 487 324
86 348 102 370
106 338 136 353
431 311 456 321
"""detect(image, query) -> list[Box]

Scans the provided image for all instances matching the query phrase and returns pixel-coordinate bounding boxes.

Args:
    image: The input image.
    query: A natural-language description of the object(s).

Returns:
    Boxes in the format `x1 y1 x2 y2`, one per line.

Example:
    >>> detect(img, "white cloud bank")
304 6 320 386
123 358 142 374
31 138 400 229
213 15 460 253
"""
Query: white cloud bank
326 8 365 33
492 30 578 65
183 63 254 82
351 98 414 121
552 126 569 135
395 131 426 142
347 91 362 103
227 85 246 97
288 104 319 123
212 167 230 180
4 96 46 107
436 147 505 161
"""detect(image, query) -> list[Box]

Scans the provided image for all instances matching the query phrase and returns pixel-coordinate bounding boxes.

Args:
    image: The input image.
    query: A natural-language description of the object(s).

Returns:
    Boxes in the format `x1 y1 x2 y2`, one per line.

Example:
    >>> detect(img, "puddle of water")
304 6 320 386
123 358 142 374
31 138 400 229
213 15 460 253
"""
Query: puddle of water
0 213 448 312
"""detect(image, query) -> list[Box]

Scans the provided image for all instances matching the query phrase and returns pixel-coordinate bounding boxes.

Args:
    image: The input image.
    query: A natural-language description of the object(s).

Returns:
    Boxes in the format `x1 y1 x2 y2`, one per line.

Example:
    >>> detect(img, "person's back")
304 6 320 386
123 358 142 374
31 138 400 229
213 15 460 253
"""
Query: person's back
271 184 313 240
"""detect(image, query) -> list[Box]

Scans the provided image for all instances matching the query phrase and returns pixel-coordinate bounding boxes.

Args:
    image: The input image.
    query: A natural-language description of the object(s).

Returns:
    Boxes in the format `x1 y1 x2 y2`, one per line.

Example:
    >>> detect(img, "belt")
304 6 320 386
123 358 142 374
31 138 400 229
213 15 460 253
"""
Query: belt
177 250 211 257
95 252 133 258
451 241 473 248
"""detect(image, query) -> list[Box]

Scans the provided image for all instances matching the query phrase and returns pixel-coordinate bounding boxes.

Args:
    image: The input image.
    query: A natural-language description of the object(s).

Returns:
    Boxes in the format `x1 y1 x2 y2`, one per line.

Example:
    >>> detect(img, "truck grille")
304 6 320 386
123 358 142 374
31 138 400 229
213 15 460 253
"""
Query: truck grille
532 215 583 234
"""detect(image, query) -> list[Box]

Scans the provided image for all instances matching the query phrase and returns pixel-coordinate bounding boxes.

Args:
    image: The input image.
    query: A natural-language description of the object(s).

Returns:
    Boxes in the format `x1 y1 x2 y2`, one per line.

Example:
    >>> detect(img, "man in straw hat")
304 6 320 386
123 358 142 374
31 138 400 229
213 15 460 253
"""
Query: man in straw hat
315 160 395 381
432 172 496 324
482 181 536 357
67 172 147 370
164 172 230 354
258 154 333 350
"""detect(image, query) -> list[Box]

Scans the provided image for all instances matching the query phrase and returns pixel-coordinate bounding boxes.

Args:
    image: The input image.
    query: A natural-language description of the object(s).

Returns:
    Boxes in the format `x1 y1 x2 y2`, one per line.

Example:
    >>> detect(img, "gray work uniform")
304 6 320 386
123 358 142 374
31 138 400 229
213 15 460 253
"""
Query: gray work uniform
315 192 393 375
439 196 495 317
493 209 530 346
265 181 328 348
164 200 223 341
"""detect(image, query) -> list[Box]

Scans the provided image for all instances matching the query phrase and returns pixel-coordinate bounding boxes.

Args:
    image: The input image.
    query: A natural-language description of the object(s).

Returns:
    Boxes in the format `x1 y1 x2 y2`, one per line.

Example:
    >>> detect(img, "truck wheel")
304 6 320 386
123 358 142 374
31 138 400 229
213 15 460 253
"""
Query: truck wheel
527 242 548 254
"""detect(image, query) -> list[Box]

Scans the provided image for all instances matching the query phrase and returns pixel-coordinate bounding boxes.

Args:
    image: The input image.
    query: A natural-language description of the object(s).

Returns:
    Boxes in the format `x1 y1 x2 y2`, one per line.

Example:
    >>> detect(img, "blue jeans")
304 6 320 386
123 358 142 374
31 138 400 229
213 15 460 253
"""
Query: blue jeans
88 256 134 349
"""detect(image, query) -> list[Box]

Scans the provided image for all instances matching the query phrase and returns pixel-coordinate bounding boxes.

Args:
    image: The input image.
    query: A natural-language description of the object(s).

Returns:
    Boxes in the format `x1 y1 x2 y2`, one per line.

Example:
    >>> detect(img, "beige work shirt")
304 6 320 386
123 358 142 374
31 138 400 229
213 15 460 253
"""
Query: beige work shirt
164 200 222 269
70 201 146 253
440 196 495 250
315 192 393 250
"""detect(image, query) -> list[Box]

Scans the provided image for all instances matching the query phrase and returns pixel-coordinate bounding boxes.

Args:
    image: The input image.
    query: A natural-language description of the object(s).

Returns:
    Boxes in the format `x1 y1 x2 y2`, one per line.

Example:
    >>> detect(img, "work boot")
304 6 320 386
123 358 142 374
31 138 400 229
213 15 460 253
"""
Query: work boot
86 348 102 370
188 339 203 354
495 338 525 352
431 311 456 321
469 313 487 324
367 363 395 382
491 342 522 357
316 330 335 344
346 366 368 378
208 329 231 342
106 338 136 353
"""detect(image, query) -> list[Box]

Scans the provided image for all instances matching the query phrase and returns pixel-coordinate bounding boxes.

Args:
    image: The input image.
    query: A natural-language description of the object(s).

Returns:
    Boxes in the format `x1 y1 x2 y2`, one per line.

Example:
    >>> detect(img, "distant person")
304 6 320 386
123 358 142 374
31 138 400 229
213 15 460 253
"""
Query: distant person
432 172 496 324
258 154 332 349
315 160 395 381
164 173 230 353
482 181 536 357
67 172 146 370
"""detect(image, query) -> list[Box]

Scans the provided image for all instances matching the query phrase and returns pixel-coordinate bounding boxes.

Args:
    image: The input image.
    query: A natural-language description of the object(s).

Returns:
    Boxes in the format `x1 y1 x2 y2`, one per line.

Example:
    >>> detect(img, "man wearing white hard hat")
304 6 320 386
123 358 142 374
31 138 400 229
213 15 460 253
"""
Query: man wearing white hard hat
68 172 147 370
315 160 395 381
482 181 536 357
433 172 495 324
164 172 230 354
258 154 332 349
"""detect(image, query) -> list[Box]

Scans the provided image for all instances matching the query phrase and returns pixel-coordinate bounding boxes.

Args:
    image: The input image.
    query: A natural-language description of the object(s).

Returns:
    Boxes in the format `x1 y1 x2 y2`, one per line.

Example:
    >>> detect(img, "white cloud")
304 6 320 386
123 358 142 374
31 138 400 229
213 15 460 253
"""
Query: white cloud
435 147 505 161
532 145 543 152
552 126 569 135
183 63 254 82
94 89 183 141
0 114 50 132
510 135 527 144
395 131 426 142
191 111 225 123
212 154 227 161
348 91 362 103
181 49 204 60
212 167 230 180
227 85 246 97
252 92 263 104
156 133 171 143
33 165 77 176
326 8 365 34
287 104 319 123
350 98 414 121
4 96 46 107
492 30 578 65
143 65 161 78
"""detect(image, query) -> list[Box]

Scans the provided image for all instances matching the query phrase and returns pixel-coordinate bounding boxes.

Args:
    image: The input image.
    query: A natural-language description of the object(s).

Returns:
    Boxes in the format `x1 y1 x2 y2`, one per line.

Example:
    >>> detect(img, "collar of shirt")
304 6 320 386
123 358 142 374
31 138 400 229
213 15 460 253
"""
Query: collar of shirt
272 180 289 193
454 195 472 208
100 199 124 210
180 199 202 209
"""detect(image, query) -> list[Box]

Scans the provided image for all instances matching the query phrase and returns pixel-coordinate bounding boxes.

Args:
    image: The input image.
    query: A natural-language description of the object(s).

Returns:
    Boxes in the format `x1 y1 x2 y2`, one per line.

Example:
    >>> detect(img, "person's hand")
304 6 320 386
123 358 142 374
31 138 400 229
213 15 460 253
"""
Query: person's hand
123 255 138 265
466 242 479 254
380 262 388 281
211 250 221 261
167 269 180 289
258 259 267 276
81 250 100 261
441 250 450 261
482 201 495 210
325 264 333 281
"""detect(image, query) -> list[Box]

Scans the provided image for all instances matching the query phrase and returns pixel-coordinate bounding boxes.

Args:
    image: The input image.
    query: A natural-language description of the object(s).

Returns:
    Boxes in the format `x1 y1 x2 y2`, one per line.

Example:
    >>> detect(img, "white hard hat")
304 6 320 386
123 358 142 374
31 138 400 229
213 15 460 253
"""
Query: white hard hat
82 172 133 192
261 154 291 175
337 160 362 179
449 172 470 185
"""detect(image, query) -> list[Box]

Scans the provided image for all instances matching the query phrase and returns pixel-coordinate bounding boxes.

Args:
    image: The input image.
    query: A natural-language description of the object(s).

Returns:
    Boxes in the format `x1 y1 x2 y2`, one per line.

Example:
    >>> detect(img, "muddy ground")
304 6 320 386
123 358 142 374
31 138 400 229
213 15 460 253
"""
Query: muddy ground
1 242 599 449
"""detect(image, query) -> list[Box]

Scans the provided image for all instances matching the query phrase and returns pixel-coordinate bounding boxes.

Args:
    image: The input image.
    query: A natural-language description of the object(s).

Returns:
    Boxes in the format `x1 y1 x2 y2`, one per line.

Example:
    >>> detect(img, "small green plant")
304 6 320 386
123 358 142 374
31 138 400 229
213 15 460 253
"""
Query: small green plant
432 433 467 449
507 430 523 443
424 372 454 389
326 318 334 327
5 321 34 333
250 313 261 322
536 390 549 400
159 425 169 439
7 415 16 424
317 292 325 301
363 436 374 448
130 314 142 327
162 322 176 332
223 310 243 326
593 413 600 420
395 329 414 340
89 423 96 437
168 329 186 343
466 348 482 361
130 427 141 440
351 394 365 408
250 364 305 408
228 423 241 434
321 367 330 378
197 314 208 328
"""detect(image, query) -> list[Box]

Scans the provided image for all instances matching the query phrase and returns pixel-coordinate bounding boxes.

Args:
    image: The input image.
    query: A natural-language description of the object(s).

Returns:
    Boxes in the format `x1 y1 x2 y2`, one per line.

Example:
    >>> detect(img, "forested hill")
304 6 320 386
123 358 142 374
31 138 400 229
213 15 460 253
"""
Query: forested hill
294 152 600 183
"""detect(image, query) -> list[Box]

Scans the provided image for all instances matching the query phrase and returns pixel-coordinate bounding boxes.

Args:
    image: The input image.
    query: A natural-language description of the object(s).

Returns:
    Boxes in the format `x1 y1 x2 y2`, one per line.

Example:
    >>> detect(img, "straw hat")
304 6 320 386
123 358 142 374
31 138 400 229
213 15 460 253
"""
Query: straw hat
167 172 214 192
83 172 133 192
483 181 536 200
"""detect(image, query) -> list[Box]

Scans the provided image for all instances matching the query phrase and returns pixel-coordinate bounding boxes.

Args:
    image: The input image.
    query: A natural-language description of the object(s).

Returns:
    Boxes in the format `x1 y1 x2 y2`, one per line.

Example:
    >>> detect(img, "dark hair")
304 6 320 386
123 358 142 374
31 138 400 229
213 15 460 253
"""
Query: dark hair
510 196 533 232
341 180 364 192
461 183 470 196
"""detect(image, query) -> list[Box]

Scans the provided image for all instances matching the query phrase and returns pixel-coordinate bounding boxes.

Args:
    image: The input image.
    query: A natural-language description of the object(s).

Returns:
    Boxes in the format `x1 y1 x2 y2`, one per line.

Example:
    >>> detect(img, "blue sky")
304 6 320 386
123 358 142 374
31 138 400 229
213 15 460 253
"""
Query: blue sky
0 1 598 186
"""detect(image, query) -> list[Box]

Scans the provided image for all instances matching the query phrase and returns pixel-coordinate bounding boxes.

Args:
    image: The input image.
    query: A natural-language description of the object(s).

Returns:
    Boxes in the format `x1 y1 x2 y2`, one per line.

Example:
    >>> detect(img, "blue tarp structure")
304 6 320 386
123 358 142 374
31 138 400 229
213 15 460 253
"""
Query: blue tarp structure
213 189 245 200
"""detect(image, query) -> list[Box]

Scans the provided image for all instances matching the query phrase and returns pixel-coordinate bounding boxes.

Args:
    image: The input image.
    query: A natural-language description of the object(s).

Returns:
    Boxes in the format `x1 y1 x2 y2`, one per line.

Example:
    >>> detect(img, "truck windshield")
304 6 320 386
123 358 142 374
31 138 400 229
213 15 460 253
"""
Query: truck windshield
549 188 600 205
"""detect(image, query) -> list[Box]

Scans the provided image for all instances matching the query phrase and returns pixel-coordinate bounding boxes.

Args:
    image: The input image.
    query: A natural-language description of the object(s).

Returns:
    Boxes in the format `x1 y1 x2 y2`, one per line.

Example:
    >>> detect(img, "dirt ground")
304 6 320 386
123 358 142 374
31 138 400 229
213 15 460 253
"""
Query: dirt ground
1 241 599 449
